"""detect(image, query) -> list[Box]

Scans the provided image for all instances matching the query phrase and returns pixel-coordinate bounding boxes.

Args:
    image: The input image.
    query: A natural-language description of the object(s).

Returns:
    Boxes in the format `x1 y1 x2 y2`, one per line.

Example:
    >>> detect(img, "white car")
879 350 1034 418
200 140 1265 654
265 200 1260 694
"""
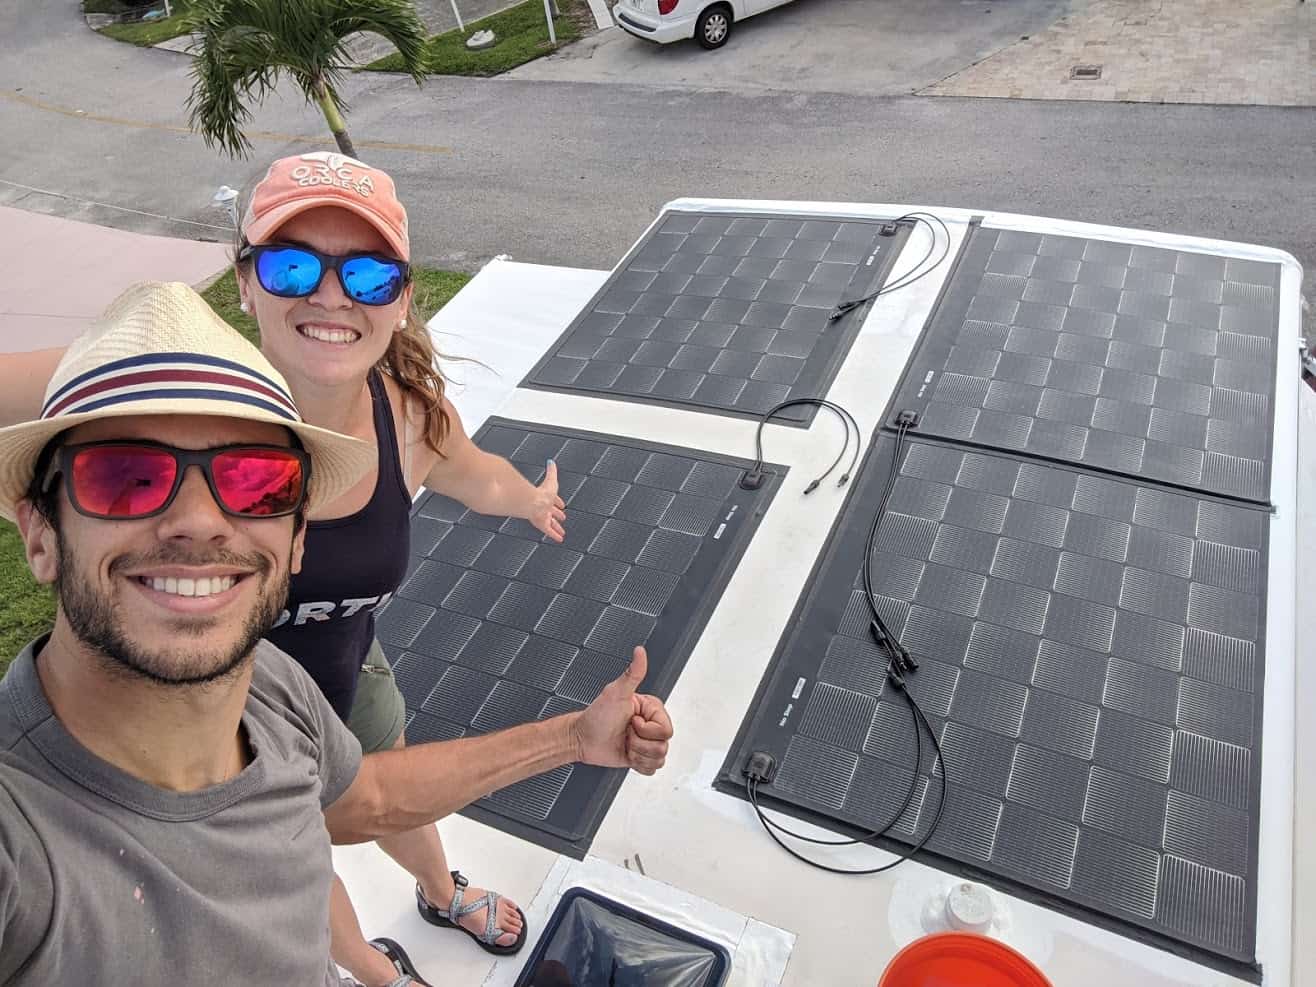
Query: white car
613 0 796 50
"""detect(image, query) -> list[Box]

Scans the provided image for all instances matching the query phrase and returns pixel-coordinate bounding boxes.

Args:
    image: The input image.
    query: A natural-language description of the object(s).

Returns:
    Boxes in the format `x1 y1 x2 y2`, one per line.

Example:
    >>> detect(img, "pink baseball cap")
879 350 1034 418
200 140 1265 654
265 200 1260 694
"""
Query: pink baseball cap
242 152 410 261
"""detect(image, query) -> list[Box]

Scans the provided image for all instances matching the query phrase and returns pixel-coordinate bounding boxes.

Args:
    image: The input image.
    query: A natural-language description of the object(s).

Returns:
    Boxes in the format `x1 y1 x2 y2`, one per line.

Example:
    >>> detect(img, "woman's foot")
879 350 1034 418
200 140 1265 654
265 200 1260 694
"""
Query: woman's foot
417 871 525 950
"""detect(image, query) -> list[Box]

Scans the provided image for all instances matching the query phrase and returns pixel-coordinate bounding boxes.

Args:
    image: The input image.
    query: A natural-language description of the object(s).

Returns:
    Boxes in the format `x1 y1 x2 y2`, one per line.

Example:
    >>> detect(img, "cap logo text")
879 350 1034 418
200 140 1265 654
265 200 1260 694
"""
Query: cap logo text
291 152 375 197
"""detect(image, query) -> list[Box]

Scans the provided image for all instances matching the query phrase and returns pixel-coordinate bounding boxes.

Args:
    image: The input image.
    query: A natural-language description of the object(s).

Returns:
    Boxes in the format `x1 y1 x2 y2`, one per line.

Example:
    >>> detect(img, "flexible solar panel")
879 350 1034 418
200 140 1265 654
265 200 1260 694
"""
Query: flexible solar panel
377 419 782 856
890 225 1281 503
523 211 914 424
719 431 1268 976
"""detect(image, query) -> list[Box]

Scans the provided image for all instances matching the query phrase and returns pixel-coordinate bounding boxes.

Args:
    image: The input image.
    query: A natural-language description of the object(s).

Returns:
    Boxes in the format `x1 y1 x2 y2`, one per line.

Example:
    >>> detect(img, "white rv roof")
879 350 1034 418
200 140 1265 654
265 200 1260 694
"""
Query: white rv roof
335 200 1309 987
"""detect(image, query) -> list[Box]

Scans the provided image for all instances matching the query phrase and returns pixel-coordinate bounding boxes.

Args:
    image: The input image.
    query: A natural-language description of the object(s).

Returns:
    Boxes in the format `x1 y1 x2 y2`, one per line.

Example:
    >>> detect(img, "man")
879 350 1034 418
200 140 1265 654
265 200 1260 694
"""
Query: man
0 282 673 985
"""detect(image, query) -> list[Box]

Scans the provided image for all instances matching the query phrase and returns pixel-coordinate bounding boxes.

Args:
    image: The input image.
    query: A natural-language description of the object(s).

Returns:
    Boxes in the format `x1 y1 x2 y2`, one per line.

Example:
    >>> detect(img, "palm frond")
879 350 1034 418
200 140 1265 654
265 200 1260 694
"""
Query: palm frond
185 0 428 158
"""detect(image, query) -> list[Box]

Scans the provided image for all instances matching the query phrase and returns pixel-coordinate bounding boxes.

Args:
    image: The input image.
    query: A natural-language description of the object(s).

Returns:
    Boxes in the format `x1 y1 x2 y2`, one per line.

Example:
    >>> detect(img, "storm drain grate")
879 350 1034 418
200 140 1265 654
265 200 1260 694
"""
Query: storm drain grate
1070 64 1104 80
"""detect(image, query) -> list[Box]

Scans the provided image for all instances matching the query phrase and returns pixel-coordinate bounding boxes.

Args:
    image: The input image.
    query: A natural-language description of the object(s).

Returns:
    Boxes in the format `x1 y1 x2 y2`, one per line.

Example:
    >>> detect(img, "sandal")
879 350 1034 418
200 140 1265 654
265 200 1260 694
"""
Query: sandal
366 937 431 987
416 870 528 956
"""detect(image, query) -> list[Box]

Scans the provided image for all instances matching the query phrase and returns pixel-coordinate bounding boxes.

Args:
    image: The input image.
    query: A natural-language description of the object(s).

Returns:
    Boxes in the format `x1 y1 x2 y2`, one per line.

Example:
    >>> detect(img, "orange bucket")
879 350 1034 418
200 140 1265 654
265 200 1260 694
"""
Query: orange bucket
878 932 1052 987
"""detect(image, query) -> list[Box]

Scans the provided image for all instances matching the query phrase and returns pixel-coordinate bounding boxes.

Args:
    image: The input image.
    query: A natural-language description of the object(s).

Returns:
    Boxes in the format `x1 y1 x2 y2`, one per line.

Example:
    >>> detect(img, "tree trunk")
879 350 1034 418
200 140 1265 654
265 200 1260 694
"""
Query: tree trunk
312 76 357 158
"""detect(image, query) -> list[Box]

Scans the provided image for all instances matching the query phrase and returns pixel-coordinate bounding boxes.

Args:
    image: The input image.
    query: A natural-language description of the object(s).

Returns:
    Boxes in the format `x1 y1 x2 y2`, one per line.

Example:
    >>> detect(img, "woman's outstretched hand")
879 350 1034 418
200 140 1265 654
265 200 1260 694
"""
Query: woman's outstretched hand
526 459 567 542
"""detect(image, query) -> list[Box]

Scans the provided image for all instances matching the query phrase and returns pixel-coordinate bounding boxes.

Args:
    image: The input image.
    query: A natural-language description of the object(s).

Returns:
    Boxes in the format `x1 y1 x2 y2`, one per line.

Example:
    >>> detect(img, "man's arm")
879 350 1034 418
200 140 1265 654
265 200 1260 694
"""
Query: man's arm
0 349 63 427
0 790 53 982
324 647 671 844
326 713 578 843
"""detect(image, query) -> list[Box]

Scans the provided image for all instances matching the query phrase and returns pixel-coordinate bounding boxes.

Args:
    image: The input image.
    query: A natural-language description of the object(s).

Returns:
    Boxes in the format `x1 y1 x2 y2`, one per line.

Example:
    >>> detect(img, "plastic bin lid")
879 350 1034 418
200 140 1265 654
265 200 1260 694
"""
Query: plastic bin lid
879 932 1053 987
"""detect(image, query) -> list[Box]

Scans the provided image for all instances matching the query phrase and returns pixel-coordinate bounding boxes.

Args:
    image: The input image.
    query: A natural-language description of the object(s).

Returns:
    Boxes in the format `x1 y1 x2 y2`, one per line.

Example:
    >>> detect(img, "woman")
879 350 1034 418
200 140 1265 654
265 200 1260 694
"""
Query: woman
3 153 563 987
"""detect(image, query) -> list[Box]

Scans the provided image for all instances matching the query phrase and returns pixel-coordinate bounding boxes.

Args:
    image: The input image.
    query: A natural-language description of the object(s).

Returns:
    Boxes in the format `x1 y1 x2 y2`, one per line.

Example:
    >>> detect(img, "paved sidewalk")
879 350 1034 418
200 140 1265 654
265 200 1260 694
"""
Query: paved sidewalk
415 0 521 34
0 207 229 354
923 0 1314 106
510 0 1075 97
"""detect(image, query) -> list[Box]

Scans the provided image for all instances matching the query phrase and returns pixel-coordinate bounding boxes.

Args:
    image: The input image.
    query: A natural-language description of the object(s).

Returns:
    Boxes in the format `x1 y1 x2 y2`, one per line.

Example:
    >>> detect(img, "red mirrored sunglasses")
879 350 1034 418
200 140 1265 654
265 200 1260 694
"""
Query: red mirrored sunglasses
41 441 310 520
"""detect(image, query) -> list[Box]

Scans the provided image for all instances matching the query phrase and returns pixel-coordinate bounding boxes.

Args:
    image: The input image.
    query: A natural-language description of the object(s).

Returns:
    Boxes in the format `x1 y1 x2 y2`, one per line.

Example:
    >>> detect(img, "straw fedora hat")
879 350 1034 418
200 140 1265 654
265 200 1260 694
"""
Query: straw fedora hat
0 281 375 522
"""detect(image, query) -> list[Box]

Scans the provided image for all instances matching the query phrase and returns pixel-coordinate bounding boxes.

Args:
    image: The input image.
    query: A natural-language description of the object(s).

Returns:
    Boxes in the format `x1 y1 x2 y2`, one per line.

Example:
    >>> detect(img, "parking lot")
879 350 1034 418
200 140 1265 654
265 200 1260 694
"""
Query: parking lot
509 0 1076 96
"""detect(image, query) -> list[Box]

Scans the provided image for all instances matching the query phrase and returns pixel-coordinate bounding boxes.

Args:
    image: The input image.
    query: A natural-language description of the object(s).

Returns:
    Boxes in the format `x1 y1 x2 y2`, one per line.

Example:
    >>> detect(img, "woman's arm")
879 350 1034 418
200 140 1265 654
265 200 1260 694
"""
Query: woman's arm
0 349 63 426
410 394 566 542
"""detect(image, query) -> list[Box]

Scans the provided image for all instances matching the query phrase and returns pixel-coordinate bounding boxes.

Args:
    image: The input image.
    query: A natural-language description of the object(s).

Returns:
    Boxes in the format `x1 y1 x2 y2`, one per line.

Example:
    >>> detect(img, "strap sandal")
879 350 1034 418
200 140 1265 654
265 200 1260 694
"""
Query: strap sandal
415 870 528 956
367 937 431 987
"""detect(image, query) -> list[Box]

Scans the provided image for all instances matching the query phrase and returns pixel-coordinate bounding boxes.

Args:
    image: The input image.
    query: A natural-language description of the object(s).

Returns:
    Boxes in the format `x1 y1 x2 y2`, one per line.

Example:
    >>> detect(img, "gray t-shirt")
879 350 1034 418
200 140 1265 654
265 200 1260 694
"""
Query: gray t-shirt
0 637 363 986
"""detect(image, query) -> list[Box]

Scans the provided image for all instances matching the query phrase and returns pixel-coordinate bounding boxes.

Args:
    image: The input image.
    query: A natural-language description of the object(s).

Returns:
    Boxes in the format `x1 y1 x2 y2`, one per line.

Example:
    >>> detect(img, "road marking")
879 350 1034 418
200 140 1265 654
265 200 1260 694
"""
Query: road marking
0 90 453 155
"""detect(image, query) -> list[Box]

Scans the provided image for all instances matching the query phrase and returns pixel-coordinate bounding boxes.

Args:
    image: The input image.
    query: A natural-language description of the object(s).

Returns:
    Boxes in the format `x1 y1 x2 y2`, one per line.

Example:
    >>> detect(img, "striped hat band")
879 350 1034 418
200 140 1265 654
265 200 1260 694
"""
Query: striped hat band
0 281 375 522
41 352 299 422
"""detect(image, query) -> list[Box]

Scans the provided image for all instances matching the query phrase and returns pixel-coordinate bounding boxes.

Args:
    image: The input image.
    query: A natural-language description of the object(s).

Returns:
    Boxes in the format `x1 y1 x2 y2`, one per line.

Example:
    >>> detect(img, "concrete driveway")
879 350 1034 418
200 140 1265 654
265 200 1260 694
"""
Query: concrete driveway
508 0 1078 96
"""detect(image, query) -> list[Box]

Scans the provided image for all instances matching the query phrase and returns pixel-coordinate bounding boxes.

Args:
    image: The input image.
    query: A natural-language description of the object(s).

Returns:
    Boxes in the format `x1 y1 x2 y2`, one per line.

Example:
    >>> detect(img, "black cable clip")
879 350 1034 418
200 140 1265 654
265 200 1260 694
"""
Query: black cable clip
746 751 777 784
739 469 765 490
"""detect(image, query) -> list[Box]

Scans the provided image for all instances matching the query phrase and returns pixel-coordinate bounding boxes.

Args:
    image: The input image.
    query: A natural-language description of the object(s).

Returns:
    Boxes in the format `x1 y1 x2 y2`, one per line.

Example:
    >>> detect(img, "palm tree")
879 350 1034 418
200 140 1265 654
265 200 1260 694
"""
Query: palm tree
186 0 428 159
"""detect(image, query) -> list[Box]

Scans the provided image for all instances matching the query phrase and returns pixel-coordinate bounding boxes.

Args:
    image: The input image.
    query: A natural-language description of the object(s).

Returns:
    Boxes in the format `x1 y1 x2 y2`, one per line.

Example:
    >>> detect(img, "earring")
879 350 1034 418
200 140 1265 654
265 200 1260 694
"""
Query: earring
239 301 250 314
399 318 407 329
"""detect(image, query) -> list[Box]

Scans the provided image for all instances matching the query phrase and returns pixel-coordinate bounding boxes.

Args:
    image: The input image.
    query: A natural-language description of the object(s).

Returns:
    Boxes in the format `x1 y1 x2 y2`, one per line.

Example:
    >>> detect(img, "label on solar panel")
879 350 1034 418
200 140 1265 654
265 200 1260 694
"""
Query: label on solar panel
891 226 1281 503
719 434 1267 974
523 211 913 424
376 419 782 856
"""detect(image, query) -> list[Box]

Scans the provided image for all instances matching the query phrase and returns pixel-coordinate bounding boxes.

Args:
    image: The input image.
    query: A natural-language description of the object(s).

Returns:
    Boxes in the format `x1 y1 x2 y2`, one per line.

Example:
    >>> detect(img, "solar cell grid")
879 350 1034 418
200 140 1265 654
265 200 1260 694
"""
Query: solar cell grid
378 419 782 856
525 211 914 424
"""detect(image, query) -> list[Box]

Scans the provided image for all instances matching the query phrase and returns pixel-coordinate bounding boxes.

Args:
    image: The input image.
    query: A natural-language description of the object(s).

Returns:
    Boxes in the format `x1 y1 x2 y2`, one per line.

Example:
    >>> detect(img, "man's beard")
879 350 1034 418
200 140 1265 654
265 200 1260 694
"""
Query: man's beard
54 531 288 687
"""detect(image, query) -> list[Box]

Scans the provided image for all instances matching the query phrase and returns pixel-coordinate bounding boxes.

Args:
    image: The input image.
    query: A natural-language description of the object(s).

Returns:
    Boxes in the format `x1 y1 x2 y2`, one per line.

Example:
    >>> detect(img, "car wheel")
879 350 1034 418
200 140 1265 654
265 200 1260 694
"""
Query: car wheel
696 4 732 49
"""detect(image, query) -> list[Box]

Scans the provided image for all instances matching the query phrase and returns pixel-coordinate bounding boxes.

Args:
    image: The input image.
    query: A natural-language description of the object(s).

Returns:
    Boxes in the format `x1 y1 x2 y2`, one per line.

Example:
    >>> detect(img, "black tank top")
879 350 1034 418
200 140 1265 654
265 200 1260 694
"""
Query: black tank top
266 370 411 718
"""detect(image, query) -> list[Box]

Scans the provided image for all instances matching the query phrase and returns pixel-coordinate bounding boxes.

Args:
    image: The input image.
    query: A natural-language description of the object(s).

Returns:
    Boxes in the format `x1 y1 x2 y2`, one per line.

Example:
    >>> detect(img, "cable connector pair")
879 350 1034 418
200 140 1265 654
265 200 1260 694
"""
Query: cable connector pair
806 475 852 494
869 619 916 668
829 300 862 322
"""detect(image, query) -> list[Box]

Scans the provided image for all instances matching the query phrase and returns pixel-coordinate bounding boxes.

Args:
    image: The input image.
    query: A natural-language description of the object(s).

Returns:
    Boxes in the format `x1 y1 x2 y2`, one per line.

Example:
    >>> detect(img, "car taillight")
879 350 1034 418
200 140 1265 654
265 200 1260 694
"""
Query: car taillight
658 0 678 13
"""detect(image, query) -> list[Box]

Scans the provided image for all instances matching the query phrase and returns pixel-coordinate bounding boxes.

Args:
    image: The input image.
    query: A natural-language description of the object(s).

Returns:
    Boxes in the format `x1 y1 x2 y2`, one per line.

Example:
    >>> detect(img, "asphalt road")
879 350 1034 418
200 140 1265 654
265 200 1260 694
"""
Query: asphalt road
509 0 1075 98
2 1 1312 283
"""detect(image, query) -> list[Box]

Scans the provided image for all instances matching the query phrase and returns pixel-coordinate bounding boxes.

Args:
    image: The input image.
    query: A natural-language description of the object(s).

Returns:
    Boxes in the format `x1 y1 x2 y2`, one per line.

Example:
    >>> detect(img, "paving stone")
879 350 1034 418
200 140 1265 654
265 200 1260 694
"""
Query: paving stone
922 0 1313 107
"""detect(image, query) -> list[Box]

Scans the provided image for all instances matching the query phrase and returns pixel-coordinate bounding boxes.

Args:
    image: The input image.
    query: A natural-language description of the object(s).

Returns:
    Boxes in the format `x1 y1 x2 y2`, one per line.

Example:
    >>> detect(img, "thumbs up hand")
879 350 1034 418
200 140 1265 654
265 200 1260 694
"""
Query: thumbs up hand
571 647 673 775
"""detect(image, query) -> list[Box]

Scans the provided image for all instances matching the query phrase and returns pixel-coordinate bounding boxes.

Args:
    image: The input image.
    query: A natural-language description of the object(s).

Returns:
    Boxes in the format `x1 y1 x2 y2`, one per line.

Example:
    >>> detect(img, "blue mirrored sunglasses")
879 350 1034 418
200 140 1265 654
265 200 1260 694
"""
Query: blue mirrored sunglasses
240 243 410 306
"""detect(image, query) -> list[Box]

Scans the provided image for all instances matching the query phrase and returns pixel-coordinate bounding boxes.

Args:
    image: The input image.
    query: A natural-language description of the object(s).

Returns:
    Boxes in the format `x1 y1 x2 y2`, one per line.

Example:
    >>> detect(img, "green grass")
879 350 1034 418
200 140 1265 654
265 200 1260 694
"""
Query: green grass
198 267 472 346
368 0 584 77
0 266 471 678
94 0 194 46
410 268 473 319
0 528 56 677
200 269 263 346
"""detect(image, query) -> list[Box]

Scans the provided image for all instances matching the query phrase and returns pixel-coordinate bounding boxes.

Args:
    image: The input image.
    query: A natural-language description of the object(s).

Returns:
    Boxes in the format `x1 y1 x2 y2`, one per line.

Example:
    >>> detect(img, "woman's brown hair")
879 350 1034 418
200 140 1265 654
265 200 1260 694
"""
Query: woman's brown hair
232 180 452 457
381 295 453 456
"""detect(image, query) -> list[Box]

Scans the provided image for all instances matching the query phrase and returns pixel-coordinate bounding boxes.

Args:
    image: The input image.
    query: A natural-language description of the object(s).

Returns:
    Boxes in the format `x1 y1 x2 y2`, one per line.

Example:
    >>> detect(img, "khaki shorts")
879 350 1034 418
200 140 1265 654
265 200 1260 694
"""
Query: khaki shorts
345 640 408 754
